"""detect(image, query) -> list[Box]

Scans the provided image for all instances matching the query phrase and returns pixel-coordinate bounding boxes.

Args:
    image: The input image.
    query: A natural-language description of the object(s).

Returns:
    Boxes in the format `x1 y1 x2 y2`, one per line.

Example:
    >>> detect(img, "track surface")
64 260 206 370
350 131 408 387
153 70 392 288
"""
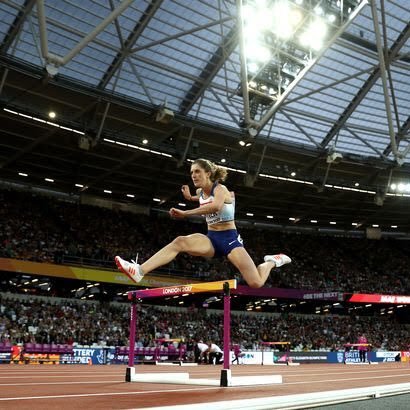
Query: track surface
0 362 409 409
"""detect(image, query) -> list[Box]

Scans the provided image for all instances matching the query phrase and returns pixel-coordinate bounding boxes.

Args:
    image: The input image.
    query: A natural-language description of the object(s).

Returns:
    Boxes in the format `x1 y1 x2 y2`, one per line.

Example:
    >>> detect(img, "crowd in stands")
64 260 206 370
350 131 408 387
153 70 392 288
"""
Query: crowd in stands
1 188 409 295
0 294 409 351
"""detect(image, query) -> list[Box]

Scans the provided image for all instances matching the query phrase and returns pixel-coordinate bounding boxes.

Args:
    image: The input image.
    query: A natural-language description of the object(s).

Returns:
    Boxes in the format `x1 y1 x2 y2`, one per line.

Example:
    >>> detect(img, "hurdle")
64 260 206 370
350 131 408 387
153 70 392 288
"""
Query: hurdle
343 343 377 364
125 279 282 387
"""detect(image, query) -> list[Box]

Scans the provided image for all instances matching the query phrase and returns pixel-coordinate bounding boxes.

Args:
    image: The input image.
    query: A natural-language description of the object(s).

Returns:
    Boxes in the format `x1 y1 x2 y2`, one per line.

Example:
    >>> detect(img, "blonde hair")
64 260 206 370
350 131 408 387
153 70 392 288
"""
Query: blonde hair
192 158 228 182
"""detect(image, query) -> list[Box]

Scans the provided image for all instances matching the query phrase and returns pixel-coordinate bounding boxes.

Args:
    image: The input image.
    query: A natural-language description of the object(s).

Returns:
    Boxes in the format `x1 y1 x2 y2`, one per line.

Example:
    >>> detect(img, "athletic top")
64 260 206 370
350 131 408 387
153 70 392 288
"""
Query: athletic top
199 182 235 225
357 336 367 350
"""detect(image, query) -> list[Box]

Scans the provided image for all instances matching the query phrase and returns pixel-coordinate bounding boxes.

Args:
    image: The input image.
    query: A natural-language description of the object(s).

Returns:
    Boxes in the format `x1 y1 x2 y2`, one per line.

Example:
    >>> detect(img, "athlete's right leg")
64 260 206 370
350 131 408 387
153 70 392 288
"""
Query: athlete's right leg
115 233 214 282
141 233 214 273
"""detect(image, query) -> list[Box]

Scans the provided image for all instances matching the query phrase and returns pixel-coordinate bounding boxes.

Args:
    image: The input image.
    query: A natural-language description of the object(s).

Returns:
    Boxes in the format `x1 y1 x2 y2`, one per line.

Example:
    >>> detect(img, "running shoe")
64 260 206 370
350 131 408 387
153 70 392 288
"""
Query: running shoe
115 255 143 283
263 253 291 267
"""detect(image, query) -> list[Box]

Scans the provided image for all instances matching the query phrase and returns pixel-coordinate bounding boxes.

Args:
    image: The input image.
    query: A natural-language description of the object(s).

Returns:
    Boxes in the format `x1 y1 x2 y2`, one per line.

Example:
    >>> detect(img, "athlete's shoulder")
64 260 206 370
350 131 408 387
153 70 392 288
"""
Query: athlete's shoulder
214 182 229 192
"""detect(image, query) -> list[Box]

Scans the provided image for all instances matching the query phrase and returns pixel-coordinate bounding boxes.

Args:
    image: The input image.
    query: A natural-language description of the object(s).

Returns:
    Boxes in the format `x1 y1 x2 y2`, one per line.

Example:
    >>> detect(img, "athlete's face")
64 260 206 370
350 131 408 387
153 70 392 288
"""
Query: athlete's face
190 163 211 188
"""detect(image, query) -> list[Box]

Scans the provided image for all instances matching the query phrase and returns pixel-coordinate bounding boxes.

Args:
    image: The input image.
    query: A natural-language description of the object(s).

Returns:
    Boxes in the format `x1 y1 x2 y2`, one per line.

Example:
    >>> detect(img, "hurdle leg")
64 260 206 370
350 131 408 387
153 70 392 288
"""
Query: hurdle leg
220 282 232 387
126 297 137 382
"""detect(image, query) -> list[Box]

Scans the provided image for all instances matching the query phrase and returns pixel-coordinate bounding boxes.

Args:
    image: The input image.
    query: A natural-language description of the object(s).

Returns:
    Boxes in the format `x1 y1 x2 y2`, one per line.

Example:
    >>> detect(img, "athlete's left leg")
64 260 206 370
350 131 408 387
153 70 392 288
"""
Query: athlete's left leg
227 247 276 288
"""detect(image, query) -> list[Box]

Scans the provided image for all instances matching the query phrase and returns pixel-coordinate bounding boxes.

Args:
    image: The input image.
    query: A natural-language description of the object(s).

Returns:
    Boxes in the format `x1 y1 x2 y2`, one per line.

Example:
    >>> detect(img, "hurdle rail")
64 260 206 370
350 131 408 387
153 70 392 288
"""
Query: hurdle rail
125 279 282 387
343 343 376 365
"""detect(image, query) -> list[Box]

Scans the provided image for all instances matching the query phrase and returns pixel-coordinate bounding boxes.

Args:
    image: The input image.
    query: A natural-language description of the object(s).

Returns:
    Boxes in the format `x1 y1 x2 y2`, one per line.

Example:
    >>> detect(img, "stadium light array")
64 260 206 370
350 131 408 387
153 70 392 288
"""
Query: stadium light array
390 183 410 193
237 0 367 135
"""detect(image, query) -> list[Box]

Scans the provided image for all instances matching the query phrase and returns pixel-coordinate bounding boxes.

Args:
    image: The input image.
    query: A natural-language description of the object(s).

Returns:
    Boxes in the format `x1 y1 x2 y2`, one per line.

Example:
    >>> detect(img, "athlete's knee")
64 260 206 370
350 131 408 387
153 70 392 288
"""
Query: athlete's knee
245 278 264 288
171 235 190 251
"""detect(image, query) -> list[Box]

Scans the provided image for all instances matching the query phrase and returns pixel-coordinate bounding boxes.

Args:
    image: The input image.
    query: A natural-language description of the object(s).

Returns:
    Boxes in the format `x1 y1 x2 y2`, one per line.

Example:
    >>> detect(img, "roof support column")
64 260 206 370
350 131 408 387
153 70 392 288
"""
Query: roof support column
370 0 403 165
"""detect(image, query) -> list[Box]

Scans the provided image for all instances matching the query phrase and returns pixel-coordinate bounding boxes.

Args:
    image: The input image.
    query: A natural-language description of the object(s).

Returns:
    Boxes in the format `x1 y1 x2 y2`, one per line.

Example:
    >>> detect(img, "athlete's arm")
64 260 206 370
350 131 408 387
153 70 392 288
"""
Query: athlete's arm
170 184 226 218
181 185 199 202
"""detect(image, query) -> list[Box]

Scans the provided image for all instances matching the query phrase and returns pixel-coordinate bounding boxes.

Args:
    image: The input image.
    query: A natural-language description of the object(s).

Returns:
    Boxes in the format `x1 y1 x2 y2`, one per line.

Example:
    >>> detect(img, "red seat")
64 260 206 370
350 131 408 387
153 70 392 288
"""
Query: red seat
61 344 74 355
56 344 65 354
119 346 129 355
50 344 59 354
0 342 12 353
34 343 43 353
24 343 34 353
42 344 51 354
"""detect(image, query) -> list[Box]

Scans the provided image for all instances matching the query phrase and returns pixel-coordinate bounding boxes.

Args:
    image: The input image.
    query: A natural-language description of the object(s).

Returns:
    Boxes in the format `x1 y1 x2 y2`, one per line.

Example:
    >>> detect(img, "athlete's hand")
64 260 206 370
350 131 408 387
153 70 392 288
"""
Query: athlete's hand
181 185 191 200
169 207 186 219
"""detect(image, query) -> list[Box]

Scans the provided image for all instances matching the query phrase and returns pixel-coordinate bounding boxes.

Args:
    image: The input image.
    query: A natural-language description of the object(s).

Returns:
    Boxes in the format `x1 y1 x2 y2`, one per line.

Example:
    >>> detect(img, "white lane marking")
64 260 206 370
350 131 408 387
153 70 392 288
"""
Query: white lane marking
0 380 123 386
0 374 123 379
0 386 220 401
284 373 410 385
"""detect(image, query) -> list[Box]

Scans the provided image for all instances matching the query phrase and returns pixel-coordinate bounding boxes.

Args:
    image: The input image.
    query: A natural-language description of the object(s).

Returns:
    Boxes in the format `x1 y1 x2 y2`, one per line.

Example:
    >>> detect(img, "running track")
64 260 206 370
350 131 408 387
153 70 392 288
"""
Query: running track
0 362 409 409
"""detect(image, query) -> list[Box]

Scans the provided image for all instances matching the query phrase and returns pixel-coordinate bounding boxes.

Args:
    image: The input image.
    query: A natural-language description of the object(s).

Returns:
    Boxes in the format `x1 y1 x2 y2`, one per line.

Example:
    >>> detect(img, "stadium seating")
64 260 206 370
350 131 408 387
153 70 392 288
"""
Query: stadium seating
114 345 187 364
23 343 74 356
0 341 12 353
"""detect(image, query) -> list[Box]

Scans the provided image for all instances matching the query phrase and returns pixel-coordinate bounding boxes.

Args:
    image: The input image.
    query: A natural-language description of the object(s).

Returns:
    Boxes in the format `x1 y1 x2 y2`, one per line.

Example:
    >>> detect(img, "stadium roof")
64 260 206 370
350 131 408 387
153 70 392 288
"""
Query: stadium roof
1 0 410 233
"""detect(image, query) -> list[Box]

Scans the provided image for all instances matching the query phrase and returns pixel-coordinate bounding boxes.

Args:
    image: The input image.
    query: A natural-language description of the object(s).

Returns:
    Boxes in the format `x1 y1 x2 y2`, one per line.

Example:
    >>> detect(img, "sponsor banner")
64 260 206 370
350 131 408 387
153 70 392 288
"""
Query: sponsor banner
375 351 401 362
347 293 410 304
329 351 401 363
231 351 329 364
288 352 328 363
234 285 343 301
0 257 196 287
329 351 367 363
131 280 237 299
22 353 60 364
60 348 106 365
0 353 11 363
240 351 266 365
116 354 157 364
376 351 400 358
401 351 410 362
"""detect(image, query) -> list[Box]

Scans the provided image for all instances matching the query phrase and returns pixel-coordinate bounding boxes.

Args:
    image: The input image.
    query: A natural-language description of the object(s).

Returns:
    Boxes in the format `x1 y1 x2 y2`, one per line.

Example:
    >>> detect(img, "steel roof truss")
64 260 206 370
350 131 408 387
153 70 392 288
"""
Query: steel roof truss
279 109 321 149
0 0 36 54
344 126 387 159
98 0 163 89
37 0 134 70
321 15 410 155
130 16 233 54
179 26 238 115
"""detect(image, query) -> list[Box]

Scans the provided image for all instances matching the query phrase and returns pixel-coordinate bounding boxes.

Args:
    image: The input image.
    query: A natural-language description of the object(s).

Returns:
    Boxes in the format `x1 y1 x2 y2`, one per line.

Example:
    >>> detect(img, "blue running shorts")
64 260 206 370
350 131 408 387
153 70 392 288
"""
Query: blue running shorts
207 229 244 257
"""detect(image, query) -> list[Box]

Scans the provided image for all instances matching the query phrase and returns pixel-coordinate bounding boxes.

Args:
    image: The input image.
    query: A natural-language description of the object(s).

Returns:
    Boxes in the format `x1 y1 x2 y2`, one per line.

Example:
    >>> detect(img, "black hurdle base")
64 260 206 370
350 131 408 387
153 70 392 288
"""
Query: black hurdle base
125 366 134 382
220 369 231 387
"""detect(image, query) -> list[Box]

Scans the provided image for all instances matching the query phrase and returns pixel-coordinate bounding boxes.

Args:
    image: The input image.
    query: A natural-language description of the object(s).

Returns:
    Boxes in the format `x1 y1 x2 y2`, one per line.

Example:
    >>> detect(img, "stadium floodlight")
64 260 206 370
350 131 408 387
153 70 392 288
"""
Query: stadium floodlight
236 0 368 133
